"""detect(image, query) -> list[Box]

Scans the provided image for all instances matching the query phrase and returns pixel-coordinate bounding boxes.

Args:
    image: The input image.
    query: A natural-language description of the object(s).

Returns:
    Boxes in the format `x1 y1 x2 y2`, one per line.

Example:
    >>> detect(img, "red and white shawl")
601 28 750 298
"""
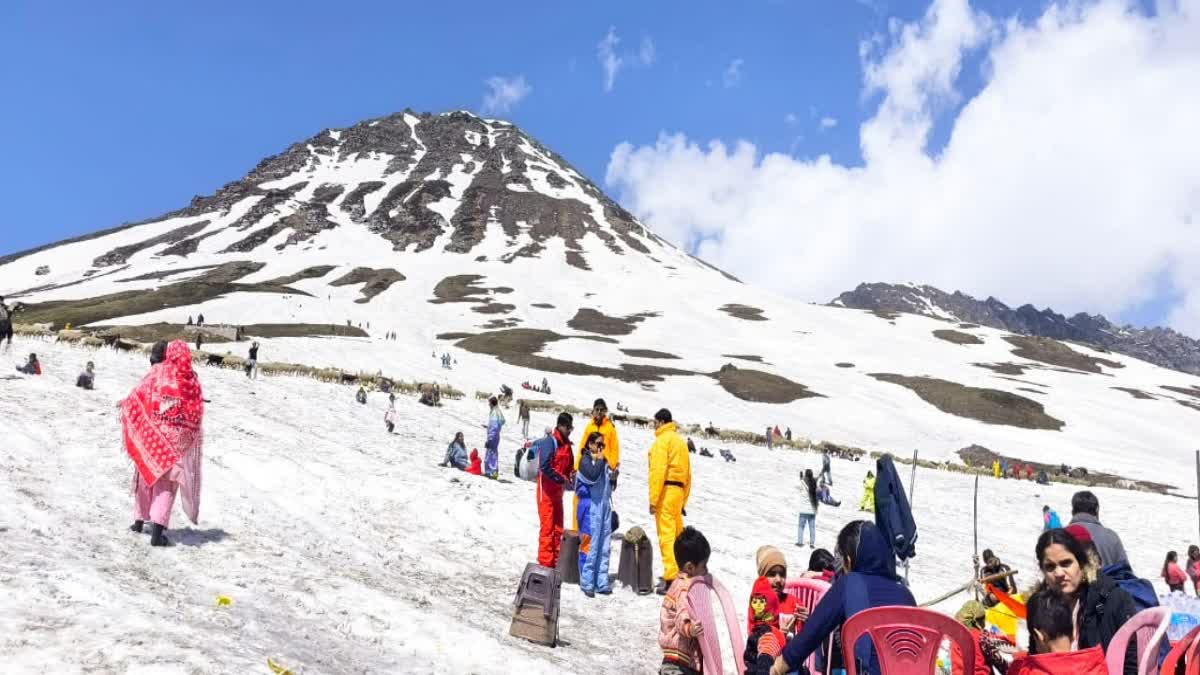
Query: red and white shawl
122 340 204 524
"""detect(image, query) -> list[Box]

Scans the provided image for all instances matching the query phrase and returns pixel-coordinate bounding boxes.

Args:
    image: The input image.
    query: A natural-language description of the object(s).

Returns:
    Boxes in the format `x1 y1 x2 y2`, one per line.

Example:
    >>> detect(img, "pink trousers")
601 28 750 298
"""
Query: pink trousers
133 474 178 527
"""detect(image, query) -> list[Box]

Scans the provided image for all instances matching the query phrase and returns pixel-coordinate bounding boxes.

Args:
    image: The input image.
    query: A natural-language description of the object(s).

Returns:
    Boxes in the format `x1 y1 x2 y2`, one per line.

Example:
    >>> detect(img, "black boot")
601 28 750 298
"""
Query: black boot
130 520 144 533
149 523 172 547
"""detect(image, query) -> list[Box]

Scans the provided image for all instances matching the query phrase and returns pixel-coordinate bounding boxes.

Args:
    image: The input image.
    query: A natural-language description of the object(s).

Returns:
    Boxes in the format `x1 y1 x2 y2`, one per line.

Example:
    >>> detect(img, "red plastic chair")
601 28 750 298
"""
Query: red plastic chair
841 606 975 675
1187 626 1200 675
1104 606 1170 675
1162 625 1200 675
785 578 833 675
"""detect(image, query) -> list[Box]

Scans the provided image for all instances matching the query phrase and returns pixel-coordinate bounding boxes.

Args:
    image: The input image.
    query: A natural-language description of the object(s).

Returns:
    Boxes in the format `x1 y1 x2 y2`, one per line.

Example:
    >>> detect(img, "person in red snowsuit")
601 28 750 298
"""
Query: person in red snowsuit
464 449 482 475
535 412 575 568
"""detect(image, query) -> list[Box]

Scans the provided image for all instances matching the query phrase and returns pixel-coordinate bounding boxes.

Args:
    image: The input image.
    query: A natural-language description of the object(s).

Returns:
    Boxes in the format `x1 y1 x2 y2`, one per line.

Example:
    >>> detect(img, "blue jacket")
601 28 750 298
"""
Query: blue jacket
782 522 915 674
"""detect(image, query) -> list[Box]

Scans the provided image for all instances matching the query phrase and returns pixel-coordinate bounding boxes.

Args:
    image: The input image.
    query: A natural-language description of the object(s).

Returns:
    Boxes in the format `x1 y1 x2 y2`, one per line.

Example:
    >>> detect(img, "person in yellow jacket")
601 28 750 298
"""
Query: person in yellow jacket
648 408 691 595
573 398 620 544
992 459 1001 479
859 470 876 513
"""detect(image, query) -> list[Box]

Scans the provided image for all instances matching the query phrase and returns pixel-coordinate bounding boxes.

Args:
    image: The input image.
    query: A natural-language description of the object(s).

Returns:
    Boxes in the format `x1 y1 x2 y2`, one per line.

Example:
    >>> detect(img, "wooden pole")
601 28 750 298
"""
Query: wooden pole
1195 450 1199 545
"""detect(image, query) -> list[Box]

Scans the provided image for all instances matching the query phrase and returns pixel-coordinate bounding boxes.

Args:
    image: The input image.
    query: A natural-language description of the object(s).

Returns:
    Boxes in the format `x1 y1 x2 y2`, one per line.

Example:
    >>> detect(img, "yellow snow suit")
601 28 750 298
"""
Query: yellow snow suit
859 475 876 512
573 416 620 529
648 422 691 581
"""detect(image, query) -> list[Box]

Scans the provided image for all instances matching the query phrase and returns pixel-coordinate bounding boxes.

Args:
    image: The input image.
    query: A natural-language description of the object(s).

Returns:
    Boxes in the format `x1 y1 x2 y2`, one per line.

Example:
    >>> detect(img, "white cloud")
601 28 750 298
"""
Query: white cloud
640 37 657 66
784 112 799 126
819 116 838 130
598 28 656 92
481 75 532 115
723 58 745 88
607 0 1200 334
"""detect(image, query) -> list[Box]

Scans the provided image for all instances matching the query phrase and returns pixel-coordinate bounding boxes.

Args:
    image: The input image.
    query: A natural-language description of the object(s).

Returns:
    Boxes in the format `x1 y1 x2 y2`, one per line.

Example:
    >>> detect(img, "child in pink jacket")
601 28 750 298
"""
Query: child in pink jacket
658 527 710 675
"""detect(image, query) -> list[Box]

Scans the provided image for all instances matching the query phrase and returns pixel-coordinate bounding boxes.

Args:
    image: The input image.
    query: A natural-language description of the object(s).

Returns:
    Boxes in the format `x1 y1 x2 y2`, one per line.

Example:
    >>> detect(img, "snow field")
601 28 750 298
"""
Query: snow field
1 338 1197 673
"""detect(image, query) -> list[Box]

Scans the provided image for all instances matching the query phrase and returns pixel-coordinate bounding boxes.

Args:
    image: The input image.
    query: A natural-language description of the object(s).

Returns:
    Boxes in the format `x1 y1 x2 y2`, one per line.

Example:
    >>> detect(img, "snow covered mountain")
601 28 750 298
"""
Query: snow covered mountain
3 109 1199 490
833 282 1200 376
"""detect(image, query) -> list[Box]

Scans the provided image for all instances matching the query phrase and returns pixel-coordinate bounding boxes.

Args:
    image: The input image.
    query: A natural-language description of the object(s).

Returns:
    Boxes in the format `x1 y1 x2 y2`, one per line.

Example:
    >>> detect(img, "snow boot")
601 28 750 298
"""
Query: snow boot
149 523 172 547
130 520 144 533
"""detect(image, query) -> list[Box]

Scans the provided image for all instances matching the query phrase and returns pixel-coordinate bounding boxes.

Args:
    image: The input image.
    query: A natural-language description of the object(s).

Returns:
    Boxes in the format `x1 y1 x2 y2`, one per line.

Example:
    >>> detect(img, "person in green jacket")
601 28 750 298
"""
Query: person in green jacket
859 471 876 512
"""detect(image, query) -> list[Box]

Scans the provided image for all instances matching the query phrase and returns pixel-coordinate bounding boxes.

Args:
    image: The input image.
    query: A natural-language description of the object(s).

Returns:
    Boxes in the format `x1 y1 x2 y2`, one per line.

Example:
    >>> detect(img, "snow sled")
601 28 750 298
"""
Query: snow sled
510 563 561 647
687 574 745 674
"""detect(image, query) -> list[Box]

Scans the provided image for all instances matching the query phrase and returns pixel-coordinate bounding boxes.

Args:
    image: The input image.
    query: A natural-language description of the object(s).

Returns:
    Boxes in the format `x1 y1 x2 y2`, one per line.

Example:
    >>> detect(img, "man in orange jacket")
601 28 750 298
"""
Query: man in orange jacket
573 398 620 531
648 408 691 594
536 412 575 568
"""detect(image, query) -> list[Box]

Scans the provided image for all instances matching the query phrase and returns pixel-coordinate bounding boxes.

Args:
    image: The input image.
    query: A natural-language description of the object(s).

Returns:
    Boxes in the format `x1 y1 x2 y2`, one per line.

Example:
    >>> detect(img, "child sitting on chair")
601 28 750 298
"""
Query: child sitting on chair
1007 587 1107 674
658 527 710 675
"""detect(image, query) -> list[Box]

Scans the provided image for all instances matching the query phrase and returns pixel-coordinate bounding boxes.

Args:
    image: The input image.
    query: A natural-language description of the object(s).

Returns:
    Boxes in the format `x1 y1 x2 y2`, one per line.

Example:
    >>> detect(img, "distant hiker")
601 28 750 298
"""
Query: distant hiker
785 427 792 441
433 383 442 405
1000 458 1008 478
649 408 691 595
1009 463 1020 479
657 526 710 675
1043 505 1062 530
484 396 504 479
122 340 204 547
766 426 773 450
76 361 95 390
518 400 531 438
16 352 41 375
796 469 818 548
534 412 575 568
384 402 398 433
687 438 697 454
441 432 468 469
197 313 204 326
773 425 781 439
187 316 193 326
1188 546 1200 595
1067 490 1129 567
1037 470 1049 485
1024 464 1034 481
858 471 875 512
574 398 620 531
576 430 618 597
245 341 259 379
0 296 16 349
1164 551 1188 593
195 332 203 351
820 450 832 485
464 449 482 475
355 386 367 405
992 460 1001 478
541 376 548 392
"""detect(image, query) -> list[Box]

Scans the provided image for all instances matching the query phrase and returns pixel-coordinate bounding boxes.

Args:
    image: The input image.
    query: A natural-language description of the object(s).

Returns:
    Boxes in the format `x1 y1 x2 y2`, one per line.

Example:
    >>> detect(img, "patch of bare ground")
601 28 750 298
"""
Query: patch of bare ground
481 318 521 329
116 265 219 283
870 373 1065 430
712 364 822 404
531 303 554 309
429 274 513 314
957 444 1173 493
565 250 591 270
329 267 405 303
998 376 1049 388
719 304 768 321
933 329 984 345
722 354 765 363
1018 387 1045 395
836 362 855 368
958 323 979 329
974 362 1029 376
87 323 232 344
92 220 210 267
436 332 475 340
567 308 659 336
15 262 304 330
1112 387 1156 400
83 322 366 343
620 349 680 359
264 265 337 286
1179 400 1200 413
1004 336 1123 374
454 328 693 383
241 323 368 338
870 309 901 321
1162 385 1200 400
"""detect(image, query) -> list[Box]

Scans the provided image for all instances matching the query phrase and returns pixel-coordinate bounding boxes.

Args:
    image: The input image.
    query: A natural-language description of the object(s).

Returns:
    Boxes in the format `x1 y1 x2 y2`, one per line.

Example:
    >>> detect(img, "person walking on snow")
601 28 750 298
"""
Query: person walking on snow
648 408 691 595
797 468 818 548
820 450 832 485
484 396 505 479
122 340 205 547
384 400 398 433
534 412 575 568
1043 505 1062 531
518 399 531 438
1067 490 1128 567
766 426 774 450
0 296 18 350
574 398 620 532
858 471 876 512
245 341 259 379
1163 551 1188 593
576 430 618 597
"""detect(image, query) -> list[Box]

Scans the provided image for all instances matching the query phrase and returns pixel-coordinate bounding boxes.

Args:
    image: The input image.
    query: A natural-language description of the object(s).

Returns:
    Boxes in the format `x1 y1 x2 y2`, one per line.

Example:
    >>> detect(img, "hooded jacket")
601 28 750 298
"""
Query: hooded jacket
464 449 482 475
648 422 691 508
575 416 620 471
744 577 787 674
1068 513 1128 567
873 455 916 561
781 522 916 674
1008 646 1107 675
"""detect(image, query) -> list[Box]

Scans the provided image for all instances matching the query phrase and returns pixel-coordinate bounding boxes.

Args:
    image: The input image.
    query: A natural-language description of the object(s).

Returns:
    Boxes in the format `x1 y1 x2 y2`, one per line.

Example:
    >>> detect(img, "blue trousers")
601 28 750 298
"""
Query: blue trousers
580 500 612 593
576 495 592 573
797 513 816 546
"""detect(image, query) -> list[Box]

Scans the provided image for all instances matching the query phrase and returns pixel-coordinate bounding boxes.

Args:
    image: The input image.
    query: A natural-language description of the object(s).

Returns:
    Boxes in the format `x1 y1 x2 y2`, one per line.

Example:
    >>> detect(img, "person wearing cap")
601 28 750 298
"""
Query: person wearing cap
573 398 620 531
534 412 575 568
1067 490 1128 567
648 408 691 595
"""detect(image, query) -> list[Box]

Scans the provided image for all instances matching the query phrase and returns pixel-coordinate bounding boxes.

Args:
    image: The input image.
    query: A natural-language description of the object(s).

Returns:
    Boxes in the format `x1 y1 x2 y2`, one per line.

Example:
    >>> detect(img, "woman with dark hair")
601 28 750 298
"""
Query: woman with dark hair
771 520 916 675
1187 545 1200 596
576 430 617 597
1163 550 1187 593
1034 528 1137 675
796 469 818 548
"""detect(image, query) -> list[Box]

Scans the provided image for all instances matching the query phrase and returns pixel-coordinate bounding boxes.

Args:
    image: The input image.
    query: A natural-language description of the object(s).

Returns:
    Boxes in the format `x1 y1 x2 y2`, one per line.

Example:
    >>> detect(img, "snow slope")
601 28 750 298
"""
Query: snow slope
1 338 1196 673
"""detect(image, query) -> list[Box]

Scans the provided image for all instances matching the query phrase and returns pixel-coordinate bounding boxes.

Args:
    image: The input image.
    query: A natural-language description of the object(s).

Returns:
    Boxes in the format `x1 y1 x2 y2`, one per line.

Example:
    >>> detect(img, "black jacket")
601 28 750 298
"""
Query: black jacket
1029 575 1136 675
873 454 917 561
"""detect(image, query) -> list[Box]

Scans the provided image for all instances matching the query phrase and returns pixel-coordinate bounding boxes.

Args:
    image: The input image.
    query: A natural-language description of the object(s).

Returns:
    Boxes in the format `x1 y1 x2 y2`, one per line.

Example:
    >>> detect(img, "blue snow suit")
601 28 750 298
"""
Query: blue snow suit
575 450 613 594
484 409 504 477
575 479 593 573
781 522 916 675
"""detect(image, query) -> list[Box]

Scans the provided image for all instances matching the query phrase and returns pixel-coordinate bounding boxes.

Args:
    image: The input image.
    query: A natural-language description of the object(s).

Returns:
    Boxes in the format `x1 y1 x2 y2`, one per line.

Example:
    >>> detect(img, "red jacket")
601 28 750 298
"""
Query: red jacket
1007 646 1106 675
950 628 990 675
537 429 573 494
465 449 482 475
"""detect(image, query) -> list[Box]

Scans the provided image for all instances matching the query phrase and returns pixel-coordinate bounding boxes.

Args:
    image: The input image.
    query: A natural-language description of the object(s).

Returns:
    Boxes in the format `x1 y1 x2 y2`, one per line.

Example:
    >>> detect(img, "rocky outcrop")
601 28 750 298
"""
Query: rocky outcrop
834 282 1200 376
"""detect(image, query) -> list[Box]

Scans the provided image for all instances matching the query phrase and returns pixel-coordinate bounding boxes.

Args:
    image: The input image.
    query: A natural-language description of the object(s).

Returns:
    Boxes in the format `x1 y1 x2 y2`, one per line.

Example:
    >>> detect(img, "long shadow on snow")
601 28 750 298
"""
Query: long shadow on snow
172 527 232 547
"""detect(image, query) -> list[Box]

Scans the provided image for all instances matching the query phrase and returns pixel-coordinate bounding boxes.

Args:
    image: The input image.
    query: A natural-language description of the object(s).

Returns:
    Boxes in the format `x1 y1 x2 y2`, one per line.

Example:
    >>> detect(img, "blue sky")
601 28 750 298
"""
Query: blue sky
0 0 1185 329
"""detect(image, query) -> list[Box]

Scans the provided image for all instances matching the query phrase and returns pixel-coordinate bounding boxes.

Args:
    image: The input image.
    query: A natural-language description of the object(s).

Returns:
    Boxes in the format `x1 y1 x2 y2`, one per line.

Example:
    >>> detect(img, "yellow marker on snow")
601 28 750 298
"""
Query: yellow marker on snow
216 595 232 607
267 657 293 674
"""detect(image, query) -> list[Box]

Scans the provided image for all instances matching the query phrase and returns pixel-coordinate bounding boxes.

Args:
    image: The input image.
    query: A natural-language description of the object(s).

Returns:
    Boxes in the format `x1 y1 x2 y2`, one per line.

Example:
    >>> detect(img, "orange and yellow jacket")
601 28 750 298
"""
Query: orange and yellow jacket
575 416 620 470
648 422 691 507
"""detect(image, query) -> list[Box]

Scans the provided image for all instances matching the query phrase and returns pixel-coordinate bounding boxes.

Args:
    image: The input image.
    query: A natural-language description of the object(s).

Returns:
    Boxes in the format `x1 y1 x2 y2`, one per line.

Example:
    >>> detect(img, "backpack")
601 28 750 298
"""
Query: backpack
873 454 917 561
1103 561 1169 665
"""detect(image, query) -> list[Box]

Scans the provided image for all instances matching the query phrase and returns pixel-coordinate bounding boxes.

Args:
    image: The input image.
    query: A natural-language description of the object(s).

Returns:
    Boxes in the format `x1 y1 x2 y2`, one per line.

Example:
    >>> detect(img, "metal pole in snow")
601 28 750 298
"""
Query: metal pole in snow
904 449 918 583
1195 450 1199 545
973 475 980 601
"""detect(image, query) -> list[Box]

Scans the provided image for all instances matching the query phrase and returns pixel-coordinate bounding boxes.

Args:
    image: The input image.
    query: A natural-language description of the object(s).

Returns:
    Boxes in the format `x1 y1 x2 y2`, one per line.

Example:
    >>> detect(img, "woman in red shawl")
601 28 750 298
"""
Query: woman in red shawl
122 340 204 546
